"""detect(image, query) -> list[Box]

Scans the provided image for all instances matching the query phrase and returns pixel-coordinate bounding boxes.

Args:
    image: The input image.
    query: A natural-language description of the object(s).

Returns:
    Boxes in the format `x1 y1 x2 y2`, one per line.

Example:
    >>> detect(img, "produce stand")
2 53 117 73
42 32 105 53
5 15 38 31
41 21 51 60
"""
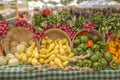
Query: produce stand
0 0 120 80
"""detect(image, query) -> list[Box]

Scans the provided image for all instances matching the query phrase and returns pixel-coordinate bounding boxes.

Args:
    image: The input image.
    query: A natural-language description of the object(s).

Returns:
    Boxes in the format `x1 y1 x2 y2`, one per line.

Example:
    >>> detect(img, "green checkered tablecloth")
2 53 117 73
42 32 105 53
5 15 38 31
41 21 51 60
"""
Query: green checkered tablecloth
0 65 120 80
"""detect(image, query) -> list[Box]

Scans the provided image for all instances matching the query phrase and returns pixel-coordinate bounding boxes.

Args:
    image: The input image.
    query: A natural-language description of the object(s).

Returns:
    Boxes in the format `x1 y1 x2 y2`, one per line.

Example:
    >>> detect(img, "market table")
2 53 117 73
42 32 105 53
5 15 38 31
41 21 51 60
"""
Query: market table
0 65 120 80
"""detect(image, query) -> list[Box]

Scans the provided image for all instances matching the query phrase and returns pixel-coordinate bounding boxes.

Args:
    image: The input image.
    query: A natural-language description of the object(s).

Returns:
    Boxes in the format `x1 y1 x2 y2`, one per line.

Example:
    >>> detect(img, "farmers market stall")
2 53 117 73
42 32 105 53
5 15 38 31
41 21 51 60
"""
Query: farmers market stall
0 0 120 80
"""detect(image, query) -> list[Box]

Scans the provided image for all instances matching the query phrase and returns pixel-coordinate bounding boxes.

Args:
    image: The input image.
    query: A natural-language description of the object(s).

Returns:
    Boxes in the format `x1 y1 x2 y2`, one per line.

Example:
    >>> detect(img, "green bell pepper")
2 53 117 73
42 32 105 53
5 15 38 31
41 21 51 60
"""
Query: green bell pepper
73 38 80 46
95 51 103 59
91 44 100 51
83 59 92 67
104 53 113 62
92 62 103 71
109 60 119 70
78 43 87 50
72 49 78 55
90 54 99 62
76 59 83 67
92 36 99 42
77 48 85 55
85 48 94 56
98 58 107 69
79 36 89 43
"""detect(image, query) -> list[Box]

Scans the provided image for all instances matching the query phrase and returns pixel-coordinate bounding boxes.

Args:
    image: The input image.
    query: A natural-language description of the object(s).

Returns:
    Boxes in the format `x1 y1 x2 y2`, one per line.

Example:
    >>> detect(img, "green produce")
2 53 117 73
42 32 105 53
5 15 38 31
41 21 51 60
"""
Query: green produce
90 54 99 62
95 51 103 59
83 59 92 67
73 16 85 31
98 58 107 69
80 36 89 43
98 14 120 37
92 36 99 42
109 60 119 70
47 14 59 26
78 43 87 50
73 38 80 46
92 62 103 71
76 59 83 67
76 48 84 55
58 11 71 23
85 48 94 56
72 49 78 54
90 14 106 29
91 44 100 51
104 53 113 62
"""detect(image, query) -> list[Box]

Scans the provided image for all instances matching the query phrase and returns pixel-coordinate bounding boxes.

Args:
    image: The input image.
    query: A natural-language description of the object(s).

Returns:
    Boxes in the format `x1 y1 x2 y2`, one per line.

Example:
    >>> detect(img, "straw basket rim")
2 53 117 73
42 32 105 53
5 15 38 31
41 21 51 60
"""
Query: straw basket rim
42 28 72 49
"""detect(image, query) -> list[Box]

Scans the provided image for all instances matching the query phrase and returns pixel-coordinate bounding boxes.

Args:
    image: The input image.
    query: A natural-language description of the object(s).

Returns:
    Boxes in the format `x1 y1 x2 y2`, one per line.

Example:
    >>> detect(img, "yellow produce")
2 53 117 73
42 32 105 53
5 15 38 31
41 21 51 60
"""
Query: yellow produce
68 53 75 58
65 45 71 53
39 48 48 54
39 58 45 64
26 50 32 57
47 43 55 53
54 58 64 69
46 49 58 58
39 36 75 69
41 39 47 45
26 42 36 51
22 54 28 62
63 61 69 67
56 54 69 61
32 58 39 66
18 52 25 60
40 45 46 48
28 57 32 63
45 54 56 64
107 37 120 63
33 47 39 59
50 61 56 66
14 52 20 59
46 39 52 44
39 54 47 58
62 38 68 44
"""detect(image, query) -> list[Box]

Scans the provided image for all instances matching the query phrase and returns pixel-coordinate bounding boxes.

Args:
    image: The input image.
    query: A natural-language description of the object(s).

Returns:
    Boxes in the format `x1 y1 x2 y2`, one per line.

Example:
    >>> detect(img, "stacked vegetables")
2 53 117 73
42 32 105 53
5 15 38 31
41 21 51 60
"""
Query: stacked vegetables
72 31 113 71
107 37 120 69
39 36 74 69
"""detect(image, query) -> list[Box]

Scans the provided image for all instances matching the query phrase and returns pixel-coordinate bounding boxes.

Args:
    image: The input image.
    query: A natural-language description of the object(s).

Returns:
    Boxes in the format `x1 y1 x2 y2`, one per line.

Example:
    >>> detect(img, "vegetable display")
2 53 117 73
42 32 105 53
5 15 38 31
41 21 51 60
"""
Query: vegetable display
39 36 74 69
72 32 112 71
107 37 120 64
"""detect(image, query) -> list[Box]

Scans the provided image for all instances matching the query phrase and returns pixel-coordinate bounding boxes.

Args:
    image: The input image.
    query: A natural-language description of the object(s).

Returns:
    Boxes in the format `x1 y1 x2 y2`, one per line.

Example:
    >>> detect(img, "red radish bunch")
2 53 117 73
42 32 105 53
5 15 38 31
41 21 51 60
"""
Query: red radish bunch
83 21 95 32
0 21 9 38
58 24 76 39
14 19 45 40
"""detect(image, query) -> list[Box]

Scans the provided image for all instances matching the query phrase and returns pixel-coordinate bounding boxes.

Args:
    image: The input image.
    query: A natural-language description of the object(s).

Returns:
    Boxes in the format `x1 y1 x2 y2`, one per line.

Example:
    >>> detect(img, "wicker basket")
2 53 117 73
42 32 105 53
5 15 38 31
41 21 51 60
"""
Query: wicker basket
72 29 104 47
43 28 72 49
3 27 35 54
107 33 117 42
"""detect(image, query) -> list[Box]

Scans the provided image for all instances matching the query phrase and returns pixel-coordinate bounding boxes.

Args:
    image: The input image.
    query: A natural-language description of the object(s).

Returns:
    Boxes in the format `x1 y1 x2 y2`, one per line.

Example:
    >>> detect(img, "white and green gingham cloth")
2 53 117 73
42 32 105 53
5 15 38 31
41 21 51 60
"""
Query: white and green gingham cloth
0 65 120 80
